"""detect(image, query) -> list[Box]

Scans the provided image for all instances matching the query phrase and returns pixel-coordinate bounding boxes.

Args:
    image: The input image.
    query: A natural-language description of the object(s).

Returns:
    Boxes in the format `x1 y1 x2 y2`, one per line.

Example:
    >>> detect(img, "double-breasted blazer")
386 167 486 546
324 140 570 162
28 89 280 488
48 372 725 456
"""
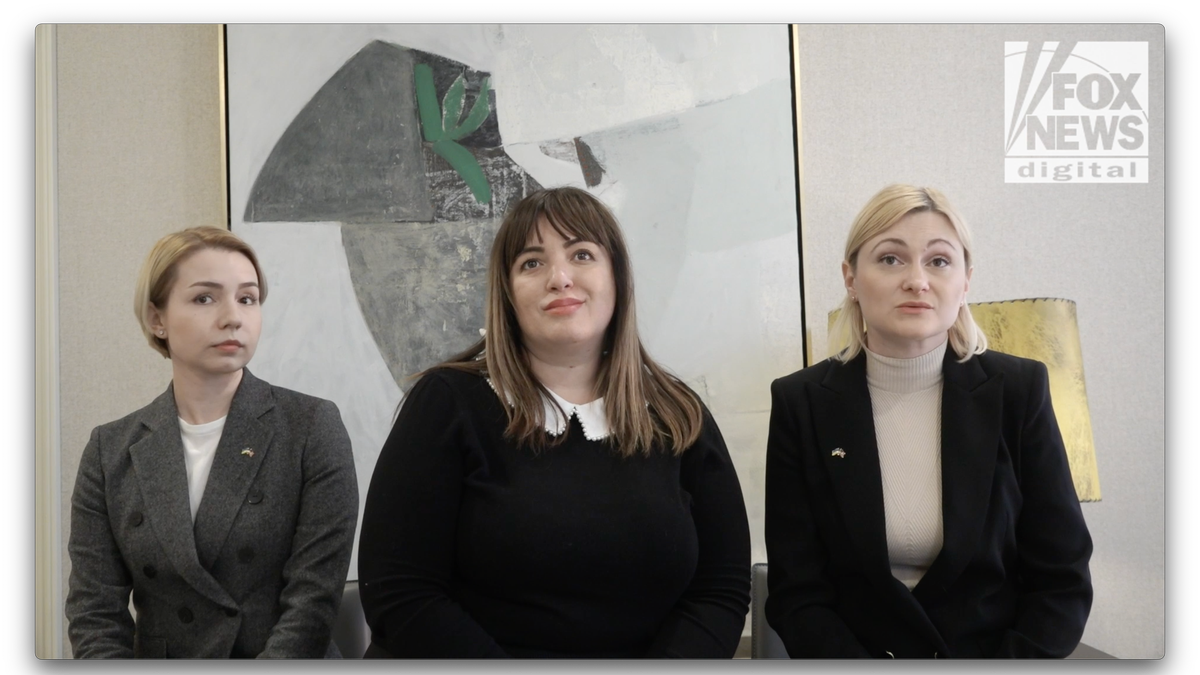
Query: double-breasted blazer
66 369 359 658
764 348 1093 658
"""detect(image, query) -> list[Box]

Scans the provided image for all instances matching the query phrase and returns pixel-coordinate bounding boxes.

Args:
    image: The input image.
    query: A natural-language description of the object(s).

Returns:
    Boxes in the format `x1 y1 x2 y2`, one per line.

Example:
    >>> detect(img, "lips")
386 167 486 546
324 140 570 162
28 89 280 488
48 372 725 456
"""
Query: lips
215 339 243 352
544 298 584 312
896 301 935 315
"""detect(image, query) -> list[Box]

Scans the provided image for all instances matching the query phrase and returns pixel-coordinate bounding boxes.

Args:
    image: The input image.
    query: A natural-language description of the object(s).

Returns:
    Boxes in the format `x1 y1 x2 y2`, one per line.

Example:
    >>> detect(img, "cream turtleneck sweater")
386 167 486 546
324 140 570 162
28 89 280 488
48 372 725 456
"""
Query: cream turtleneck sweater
865 339 947 590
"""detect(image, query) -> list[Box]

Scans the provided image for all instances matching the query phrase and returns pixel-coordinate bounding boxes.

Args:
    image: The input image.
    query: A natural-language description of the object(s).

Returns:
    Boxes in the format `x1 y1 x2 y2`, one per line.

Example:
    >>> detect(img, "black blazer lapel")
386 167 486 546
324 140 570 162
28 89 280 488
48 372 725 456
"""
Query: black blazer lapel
193 369 275 571
914 350 1004 605
128 385 235 608
810 355 894 583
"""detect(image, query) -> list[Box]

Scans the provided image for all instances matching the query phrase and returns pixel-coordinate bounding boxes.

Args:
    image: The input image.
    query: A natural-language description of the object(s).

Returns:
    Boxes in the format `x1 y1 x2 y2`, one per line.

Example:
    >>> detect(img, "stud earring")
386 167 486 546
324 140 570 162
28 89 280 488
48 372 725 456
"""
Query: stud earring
158 329 165 336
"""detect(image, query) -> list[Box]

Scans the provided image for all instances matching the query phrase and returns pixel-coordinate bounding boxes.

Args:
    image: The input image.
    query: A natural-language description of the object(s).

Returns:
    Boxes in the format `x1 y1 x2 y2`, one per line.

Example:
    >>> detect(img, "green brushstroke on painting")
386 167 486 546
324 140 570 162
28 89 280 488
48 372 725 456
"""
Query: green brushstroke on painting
414 63 493 203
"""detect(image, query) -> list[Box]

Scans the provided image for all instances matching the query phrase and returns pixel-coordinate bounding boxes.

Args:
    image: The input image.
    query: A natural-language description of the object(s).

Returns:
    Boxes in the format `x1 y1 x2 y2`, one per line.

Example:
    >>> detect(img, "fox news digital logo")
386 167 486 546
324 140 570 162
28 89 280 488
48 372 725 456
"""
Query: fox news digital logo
1004 41 1148 183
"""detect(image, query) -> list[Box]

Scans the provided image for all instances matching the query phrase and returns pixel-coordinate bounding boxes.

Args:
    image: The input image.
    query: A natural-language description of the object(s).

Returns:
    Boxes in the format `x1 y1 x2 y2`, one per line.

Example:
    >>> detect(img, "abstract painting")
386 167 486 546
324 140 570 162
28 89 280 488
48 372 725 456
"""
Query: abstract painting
227 25 801 569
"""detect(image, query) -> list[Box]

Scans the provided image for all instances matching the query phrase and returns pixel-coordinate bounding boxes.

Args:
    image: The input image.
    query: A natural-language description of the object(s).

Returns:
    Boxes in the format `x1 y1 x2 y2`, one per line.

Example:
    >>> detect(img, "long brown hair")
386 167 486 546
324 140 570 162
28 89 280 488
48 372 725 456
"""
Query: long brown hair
437 187 704 456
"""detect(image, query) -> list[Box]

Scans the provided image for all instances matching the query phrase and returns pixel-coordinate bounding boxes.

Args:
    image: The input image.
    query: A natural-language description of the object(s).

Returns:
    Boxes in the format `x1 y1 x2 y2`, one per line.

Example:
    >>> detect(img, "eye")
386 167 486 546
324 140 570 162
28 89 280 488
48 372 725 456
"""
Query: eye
238 294 259 306
194 294 214 305
518 258 541 271
929 256 951 268
879 254 901 265
573 249 595 261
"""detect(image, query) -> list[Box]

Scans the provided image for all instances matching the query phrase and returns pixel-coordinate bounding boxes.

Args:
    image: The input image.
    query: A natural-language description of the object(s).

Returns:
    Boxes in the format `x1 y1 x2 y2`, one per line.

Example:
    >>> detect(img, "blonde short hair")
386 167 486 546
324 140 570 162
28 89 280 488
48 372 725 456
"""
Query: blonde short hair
133 227 267 358
830 184 987 363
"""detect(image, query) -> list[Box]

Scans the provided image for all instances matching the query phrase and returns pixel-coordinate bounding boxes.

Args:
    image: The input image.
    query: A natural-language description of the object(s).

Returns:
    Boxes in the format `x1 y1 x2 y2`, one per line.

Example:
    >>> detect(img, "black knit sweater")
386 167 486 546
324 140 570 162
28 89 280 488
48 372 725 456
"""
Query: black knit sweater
358 368 751 658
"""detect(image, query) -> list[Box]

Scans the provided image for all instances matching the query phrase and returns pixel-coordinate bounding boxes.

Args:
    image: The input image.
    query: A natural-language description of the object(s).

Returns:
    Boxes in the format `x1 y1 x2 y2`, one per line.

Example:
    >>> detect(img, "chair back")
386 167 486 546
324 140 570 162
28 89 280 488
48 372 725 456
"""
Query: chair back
332 580 370 658
751 563 789 658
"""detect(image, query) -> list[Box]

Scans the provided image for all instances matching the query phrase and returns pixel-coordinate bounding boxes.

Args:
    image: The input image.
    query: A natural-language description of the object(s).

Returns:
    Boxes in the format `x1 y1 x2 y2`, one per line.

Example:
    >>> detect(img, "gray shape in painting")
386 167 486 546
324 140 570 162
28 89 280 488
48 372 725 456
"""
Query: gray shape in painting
245 41 433 223
425 146 543 222
341 221 501 389
573 138 605 187
246 38 548 391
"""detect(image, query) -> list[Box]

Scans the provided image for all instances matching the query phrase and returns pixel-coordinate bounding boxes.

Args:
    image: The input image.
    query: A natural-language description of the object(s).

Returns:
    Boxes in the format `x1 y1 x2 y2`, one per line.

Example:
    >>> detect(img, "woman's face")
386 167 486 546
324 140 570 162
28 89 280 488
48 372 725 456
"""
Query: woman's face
150 248 262 381
843 210 971 359
510 218 617 363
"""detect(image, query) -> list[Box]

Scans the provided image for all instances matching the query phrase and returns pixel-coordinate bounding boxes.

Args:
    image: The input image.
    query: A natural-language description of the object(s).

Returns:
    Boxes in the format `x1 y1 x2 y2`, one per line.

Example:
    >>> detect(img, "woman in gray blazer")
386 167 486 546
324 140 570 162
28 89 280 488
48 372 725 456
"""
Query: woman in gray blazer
65 227 358 658
764 185 1092 658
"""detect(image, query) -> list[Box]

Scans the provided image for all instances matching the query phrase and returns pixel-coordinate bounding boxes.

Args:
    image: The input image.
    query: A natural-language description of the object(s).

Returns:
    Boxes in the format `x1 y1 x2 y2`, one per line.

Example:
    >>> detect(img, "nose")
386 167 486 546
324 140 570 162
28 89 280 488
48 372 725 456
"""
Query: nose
219 301 244 329
902 266 929 293
547 262 573 291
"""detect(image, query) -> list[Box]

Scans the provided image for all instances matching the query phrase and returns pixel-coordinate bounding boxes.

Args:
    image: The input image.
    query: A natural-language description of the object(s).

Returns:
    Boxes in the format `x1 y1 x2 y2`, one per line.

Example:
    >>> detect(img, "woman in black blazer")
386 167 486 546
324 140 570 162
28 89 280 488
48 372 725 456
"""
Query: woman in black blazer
764 185 1092 658
65 227 358 658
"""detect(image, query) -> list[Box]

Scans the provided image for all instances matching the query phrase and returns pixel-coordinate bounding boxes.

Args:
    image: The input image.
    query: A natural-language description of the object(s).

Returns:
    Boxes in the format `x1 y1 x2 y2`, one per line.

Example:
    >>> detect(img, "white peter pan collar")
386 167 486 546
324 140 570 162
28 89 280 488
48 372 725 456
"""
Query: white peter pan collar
487 378 611 441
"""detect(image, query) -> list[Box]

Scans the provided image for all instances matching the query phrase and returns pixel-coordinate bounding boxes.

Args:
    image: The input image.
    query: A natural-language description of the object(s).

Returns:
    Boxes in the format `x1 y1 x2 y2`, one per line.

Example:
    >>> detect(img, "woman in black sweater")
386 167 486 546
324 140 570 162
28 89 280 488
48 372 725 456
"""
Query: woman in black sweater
358 187 751 658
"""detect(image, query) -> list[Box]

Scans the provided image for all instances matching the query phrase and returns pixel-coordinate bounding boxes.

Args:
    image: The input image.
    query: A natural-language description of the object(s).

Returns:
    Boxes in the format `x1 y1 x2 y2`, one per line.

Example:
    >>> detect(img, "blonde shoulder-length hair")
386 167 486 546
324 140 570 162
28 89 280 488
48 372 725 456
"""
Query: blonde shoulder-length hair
134 226 267 359
436 187 704 457
829 184 987 363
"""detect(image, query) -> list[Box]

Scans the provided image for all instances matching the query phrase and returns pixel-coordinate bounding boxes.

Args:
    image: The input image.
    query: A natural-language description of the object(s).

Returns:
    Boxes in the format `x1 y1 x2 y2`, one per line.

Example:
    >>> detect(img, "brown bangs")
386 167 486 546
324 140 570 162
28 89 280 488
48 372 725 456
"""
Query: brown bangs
496 189 619 273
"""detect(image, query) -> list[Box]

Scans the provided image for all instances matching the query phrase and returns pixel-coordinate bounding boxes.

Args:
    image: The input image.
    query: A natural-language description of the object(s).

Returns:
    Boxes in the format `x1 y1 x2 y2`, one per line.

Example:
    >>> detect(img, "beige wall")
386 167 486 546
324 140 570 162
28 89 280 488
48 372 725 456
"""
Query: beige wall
41 24 225 657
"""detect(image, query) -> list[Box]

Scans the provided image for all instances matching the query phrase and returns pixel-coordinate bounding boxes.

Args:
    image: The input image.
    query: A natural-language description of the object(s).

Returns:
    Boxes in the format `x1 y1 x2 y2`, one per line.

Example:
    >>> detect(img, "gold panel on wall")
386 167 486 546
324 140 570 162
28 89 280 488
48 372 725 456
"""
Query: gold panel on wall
971 298 1100 501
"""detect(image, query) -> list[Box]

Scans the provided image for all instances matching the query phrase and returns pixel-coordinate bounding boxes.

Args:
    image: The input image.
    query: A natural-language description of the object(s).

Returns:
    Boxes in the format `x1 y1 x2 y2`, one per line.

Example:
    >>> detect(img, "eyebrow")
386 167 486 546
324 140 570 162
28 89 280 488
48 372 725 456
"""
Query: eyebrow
869 237 959 254
516 237 587 257
187 281 259 289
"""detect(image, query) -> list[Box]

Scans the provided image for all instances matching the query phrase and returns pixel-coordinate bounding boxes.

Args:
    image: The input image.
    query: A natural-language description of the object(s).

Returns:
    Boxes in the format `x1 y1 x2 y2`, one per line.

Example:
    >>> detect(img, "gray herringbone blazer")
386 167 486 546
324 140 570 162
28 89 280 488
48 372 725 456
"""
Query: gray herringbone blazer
66 369 359 658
